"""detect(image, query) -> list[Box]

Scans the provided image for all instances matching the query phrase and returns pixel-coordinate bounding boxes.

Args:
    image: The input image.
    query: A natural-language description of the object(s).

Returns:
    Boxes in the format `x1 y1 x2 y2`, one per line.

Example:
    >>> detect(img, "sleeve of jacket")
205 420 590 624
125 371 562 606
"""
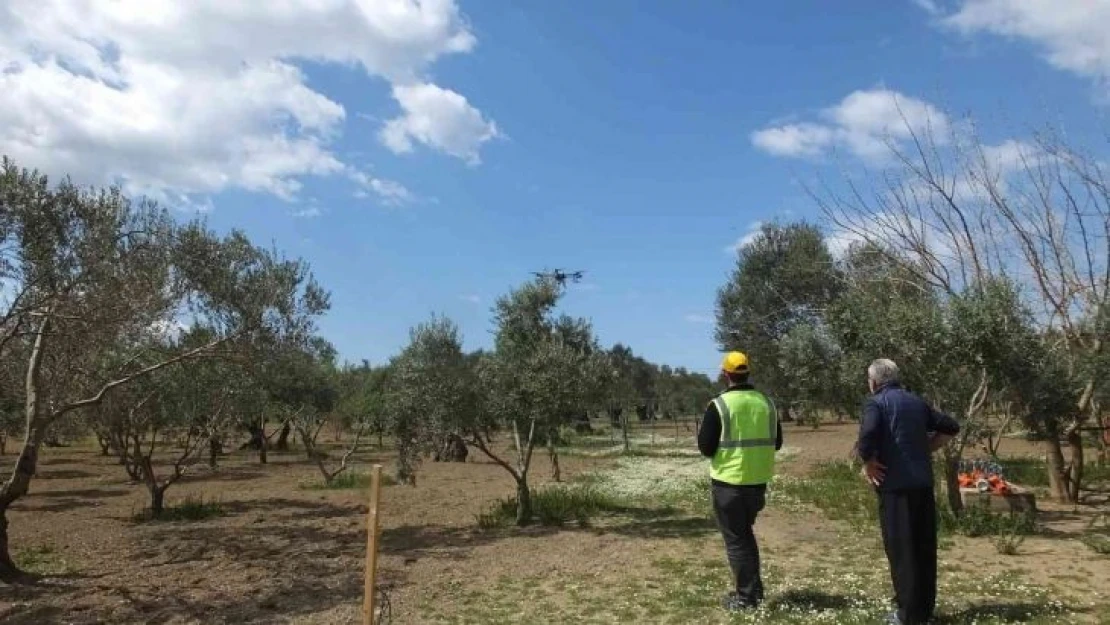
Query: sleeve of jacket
856 398 882 462
927 404 961 435
698 399 721 457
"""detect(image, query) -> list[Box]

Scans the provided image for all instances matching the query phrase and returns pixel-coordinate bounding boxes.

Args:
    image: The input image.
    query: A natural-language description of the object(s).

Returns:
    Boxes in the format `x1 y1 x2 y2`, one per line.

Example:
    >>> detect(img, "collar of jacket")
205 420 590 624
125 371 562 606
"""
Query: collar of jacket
872 381 902 396
724 382 755 393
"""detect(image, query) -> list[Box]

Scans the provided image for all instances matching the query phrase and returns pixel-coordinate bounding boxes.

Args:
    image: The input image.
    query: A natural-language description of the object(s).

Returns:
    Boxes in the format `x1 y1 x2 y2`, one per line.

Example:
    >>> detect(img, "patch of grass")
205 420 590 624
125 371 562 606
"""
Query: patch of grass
999 456 1110 488
300 471 397 490
131 495 226 523
775 462 878 530
780 462 1038 539
476 484 623 529
939 503 1036 538
13 544 74 576
991 528 1028 555
1079 534 1110 555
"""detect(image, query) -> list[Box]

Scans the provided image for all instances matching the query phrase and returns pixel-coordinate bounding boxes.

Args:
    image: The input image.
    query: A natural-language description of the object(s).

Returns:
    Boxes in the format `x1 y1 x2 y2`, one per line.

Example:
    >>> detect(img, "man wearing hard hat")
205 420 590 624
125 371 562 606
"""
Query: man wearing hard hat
698 351 782 612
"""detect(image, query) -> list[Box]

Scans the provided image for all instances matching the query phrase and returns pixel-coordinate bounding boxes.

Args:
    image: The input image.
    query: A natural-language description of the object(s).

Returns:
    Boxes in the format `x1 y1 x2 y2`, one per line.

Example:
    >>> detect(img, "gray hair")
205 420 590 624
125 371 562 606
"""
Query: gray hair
867 359 900 386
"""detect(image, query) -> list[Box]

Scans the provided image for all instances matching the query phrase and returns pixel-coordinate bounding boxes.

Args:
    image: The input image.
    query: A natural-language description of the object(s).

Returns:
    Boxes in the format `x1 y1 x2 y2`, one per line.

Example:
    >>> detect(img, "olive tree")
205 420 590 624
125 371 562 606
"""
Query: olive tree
469 277 606 525
0 158 328 581
386 315 479 485
715 221 841 422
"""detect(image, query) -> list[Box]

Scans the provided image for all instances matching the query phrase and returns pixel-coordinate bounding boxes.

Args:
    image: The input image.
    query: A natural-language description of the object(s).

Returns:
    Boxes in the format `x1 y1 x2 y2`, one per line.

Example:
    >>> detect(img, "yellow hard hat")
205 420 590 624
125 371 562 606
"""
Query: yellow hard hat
721 351 750 374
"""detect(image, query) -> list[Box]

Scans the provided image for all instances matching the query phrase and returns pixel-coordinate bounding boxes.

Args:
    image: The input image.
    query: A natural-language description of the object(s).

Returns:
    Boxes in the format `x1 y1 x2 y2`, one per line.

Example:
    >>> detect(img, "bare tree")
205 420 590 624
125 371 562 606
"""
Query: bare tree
815 110 1109 503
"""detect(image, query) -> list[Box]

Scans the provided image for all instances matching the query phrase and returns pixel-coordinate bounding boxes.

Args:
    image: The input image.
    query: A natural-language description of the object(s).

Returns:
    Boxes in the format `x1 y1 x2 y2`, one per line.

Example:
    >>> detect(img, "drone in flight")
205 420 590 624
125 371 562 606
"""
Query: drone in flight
532 268 585 286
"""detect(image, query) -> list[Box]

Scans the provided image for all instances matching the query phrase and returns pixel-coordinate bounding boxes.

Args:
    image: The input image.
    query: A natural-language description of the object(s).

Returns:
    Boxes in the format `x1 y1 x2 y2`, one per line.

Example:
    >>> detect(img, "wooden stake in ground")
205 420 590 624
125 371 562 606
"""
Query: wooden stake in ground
364 464 383 625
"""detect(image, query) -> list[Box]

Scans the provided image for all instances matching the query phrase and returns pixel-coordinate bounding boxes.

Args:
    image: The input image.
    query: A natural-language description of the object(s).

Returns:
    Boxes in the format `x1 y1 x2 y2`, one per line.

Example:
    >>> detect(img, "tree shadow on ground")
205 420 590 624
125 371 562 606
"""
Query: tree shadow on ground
34 488 129 499
597 514 717 540
936 602 1081 624
36 469 97 480
16 488 131 513
768 589 853 610
102 498 407 624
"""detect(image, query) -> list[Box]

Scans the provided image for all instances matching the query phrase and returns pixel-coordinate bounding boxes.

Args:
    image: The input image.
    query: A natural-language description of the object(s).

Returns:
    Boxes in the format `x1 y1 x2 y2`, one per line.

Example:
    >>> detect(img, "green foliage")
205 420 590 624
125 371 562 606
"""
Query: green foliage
1080 512 1110 555
131 495 225 523
13 544 74 575
475 484 621 529
939 504 1036 538
998 457 1110 487
715 221 841 406
301 471 397 490
386 315 480 484
782 462 1037 539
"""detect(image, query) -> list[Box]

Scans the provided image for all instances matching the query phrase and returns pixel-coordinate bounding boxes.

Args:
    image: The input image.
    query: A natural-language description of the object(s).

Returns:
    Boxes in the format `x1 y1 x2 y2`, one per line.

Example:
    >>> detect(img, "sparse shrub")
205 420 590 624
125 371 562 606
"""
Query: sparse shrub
992 528 1027 555
1081 512 1110 555
939 503 1036 538
475 484 621 529
302 471 397 490
132 495 225 523
14 544 73 575
1081 534 1110 555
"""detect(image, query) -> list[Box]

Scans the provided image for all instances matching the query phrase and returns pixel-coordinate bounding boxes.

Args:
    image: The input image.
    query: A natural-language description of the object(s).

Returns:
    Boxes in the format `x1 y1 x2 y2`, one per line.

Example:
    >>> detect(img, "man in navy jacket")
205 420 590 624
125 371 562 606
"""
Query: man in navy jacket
857 359 960 625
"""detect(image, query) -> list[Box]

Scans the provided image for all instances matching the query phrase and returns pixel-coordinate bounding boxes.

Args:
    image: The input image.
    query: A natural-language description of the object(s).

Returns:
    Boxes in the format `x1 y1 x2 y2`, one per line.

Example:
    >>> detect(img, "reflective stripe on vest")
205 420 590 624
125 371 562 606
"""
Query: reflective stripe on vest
711 393 777 449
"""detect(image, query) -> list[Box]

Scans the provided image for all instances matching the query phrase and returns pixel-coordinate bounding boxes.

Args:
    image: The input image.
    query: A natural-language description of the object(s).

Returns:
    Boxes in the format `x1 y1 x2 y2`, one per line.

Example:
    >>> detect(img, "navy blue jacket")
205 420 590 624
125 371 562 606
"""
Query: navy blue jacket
856 382 960 492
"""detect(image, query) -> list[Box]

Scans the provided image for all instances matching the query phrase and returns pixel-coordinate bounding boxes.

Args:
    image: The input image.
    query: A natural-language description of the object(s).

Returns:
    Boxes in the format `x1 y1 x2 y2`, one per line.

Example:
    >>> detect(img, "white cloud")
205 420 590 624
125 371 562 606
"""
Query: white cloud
381 82 501 164
725 221 765 255
348 170 415 206
942 0 1110 94
0 0 493 205
459 294 481 304
751 89 950 162
684 314 714 325
292 206 322 219
911 0 942 16
750 123 835 158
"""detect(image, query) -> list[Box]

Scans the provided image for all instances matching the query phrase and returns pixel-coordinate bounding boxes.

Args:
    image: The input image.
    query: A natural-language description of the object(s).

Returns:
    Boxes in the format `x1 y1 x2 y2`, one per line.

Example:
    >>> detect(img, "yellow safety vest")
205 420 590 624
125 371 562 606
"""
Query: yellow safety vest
708 389 777 485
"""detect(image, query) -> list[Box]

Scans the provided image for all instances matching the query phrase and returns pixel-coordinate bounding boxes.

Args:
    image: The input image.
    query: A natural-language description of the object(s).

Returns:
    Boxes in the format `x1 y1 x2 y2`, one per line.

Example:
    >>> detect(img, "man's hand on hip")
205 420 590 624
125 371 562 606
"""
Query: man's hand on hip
862 459 886 487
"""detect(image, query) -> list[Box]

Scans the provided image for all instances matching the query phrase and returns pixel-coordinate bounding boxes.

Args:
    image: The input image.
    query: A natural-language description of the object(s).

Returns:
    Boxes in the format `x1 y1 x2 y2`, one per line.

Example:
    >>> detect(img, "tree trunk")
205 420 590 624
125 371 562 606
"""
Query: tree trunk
275 422 292 452
515 475 532 526
943 454 963 516
259 439 268 465
1067 428 1084 503
150 484 167 518
377 428 384 450
208 437 221 469
549 443 561 482
0 505 31 583
0 434 5 456
435 434 468 462
0 317 51 582
620 412 631 454
1045 432 1071 502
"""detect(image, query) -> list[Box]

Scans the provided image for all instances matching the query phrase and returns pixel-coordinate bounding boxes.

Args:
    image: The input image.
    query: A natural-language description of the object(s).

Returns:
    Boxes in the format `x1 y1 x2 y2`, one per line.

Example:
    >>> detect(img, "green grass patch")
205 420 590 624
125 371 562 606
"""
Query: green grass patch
300 471 397 490
131 495 226 523
476 483 624 529
779 462 1038 538
999 456 1110 488
13 544 75 576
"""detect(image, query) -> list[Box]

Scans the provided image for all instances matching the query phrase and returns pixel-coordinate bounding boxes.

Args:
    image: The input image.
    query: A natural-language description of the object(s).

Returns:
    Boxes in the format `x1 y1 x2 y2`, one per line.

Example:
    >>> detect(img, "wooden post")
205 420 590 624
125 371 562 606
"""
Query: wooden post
363 464 383 625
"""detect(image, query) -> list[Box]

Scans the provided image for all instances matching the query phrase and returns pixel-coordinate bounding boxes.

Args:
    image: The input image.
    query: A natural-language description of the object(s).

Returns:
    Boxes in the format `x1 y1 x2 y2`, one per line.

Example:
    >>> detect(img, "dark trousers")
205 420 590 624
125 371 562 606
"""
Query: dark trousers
879 487 938 624
711 480 766 605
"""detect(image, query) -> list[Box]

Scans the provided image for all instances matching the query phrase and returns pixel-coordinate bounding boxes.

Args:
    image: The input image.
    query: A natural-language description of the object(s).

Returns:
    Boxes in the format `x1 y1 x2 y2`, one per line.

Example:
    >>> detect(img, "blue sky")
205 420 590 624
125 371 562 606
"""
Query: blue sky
3 1 1109 375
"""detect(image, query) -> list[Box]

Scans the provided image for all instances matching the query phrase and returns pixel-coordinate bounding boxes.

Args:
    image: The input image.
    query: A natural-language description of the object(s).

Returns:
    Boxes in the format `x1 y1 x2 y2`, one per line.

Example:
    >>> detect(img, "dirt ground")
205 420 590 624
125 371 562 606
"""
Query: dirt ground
0 422 1107 624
